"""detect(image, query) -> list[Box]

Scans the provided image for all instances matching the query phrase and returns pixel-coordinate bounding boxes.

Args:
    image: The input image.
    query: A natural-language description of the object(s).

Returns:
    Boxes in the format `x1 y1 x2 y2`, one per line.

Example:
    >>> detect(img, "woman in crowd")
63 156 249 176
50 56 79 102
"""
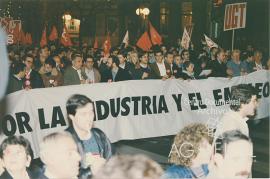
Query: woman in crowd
0 136 39 179
163 123 212 179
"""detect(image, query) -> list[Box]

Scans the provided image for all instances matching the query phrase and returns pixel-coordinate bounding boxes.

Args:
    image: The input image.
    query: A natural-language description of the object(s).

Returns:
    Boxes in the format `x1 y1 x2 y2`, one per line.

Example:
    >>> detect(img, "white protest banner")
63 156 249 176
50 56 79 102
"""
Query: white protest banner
224 2 247 31
0 71 269 157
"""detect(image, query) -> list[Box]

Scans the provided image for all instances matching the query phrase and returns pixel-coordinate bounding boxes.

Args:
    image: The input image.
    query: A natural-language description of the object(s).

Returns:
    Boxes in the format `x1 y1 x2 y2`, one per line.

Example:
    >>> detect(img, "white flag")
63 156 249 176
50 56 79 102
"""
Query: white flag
181 28 190 50
204 34 218 49
122 30 129 45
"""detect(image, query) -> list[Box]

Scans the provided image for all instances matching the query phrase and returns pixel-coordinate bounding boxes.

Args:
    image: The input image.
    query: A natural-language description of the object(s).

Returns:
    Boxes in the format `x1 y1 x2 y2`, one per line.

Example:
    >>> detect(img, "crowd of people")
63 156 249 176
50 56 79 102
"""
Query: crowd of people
0 82 260 178
5 41 270 94
0 31 268 178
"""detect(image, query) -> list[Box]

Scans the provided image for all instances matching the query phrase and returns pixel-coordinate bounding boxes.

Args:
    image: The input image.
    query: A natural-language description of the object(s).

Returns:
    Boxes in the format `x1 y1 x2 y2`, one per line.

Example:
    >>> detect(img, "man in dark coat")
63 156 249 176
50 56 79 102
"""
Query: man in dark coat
65 94 115 178
22 54 44 89
149 49 171 79
6 62 26 94
101 56 132 82
209 48 227 77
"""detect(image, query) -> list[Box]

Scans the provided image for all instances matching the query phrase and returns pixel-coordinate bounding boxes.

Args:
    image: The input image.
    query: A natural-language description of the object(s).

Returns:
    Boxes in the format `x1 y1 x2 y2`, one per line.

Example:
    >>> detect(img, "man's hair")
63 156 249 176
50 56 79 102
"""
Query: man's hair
111 55 120 67
168 123 212 167
84 55 94 63
118 50 127 58
153 47 162 56
138 51 148 59
38 45 49 55
232 49 240 56
214 130 252 156
210 47 218 55
66 94 93 116
216 48 225 59
166 51 174 57
39 132 75 158
0 136 33 159
247 51 253 58
230 84 257 111
180 49 189 58
174 54 181 58
110 46 119 54
10 61 26 75
254 50 262 56
71 52 82 61
51 53 60 59
45 56 56 68
56 47 67 55
93 154 163 179
183 61 193 70
22 54 34 62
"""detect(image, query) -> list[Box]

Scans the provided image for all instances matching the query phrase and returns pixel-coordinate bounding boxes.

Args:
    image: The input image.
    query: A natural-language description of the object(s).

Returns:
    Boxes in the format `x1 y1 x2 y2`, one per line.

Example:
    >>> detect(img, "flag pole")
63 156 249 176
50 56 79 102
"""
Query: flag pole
231 29 235 51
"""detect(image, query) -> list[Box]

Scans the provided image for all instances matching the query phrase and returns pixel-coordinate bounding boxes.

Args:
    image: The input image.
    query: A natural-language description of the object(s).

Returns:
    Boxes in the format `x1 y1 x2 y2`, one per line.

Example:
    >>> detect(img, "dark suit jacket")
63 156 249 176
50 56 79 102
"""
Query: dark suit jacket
23 69 44 89
63 66 87 86
101 67 132 82
250 62 266 72
178 71 206 80
0 169 39 179
36 172 49 179
6 75 23 94
131 65 152 80
149 62 171 79
171 63 182 78
209 60 227 77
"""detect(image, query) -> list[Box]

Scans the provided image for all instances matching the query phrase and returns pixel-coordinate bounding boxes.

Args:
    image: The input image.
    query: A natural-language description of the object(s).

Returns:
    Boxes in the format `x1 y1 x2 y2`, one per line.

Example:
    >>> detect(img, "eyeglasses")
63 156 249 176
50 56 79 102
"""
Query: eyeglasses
86 61 94 63
26 60 33 64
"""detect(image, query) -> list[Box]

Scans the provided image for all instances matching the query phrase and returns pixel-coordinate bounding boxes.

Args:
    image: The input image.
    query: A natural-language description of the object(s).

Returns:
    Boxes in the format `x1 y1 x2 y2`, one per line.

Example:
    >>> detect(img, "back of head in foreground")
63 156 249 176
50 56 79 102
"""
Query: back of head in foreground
208 130 253 179
39 132 81 179
92 154 163 179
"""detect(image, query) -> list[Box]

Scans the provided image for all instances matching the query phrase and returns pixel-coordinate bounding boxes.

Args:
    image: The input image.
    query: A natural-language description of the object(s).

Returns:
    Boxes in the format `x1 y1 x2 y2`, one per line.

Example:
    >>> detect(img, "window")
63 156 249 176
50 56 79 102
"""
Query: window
181 1 193 33
160 2 169 35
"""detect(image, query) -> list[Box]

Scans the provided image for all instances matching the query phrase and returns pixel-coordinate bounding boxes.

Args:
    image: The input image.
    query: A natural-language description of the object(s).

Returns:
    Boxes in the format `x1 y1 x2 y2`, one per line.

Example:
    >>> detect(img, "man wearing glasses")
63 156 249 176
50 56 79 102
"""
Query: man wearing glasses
22 54 44 89
82 55 101 83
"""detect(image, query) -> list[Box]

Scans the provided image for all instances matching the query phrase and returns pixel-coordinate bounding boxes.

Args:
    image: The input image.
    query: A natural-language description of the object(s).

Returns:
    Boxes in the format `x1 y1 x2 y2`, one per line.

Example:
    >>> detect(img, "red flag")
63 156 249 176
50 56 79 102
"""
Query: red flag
25 33 32 45
49 26 58 41
40 27 47 47
136 31 152 51
60 25 72 47
18 29 26 45
103 33 111 56
25 33 29 44
149 22 162 45
11 23 20 44
93 37 98 49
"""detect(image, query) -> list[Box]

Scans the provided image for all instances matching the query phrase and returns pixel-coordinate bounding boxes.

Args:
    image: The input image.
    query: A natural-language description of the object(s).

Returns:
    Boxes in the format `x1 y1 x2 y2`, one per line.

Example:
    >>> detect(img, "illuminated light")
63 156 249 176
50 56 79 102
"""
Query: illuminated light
142 8 150 15
62 14 72 21
136 7 150 16
136 8 140 15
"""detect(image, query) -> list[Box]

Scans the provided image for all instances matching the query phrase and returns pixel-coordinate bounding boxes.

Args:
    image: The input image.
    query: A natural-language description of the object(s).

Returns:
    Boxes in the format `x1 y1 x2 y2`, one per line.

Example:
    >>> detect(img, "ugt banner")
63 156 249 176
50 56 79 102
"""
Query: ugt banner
0 70 269 157
224 2 247 31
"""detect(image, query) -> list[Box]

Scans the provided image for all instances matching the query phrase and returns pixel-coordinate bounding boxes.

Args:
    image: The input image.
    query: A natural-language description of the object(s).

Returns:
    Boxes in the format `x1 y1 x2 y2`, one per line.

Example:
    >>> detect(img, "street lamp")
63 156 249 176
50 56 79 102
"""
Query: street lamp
136 7 150 19
62 14 72 21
